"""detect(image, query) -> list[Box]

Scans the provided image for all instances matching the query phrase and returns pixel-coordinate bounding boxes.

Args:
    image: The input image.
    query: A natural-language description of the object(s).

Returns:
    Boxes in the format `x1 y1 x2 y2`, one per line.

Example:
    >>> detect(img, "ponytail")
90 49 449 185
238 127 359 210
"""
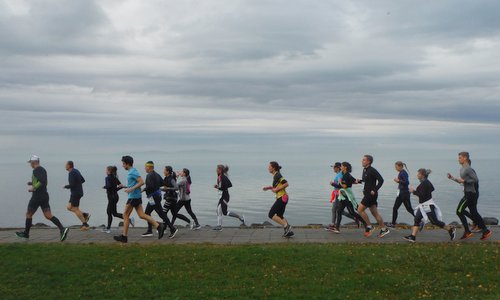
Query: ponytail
418 168 432 179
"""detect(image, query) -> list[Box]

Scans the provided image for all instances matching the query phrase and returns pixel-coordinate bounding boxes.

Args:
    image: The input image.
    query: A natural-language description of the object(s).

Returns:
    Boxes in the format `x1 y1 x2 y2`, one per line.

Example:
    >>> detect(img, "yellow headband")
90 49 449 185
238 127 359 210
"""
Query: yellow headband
145 163 154 167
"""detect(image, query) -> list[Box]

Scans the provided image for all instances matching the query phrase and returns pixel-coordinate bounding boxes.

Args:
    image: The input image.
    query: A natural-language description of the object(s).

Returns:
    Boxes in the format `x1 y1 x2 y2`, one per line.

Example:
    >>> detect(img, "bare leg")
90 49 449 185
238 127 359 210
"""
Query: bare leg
272 215 288 227
369 205 386 229
122 205 134 236
67 203 85 223
135 205 159 229
357 204 372 227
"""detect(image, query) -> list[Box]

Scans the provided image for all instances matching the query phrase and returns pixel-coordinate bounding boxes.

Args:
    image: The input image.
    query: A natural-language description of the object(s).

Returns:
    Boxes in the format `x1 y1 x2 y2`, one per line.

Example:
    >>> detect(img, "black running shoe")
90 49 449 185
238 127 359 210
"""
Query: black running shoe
60 228 69 242
158 223 165 239
15 231 29 239
113 234 128 243
284 230 295 238
169 228 178 239
404 235 416 243
141 231 153 237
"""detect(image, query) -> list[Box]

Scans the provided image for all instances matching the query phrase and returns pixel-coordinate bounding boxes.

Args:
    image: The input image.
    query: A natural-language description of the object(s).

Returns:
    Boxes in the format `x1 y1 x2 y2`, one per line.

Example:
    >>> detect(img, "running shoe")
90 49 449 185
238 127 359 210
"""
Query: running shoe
403 235 416 243
101 228 111 234
192 224 202 230
80 224 90 231
284 230 295 238
240 215 246 226
364 226 375 237
333 227 340 234
169 228 178 239
325 224 334 231
212 226 223 231
15 231 29 239
386 223 395 229
157 223 165 239
284 225 293 236
480 230 492 241
418 221 425 232
449 227 456 241
113 234 128 243
471 225 481 233
60 228 69 242
129 217 135 227
377 228 391 238
83 213 91 223
141 231 153 237
460 232 474 240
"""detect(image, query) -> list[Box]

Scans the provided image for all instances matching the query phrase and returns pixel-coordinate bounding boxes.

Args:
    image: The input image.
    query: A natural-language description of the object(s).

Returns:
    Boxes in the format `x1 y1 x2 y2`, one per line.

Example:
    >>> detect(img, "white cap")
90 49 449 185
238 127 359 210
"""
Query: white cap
28 155 40 163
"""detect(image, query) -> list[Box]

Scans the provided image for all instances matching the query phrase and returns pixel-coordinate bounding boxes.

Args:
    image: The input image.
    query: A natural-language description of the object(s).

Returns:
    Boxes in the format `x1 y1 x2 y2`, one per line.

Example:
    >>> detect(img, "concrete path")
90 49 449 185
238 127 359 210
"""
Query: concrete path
0 226 498 245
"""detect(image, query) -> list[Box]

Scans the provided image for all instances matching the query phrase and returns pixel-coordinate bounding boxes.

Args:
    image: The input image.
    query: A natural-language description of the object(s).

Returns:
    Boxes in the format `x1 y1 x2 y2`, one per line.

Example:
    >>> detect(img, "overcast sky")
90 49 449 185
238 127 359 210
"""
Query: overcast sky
1 0 500 163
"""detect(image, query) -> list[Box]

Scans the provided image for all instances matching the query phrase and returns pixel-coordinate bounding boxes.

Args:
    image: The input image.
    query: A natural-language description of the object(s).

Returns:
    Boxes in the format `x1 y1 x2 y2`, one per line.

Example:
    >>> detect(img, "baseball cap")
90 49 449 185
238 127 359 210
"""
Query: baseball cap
330 162 341 168
28 155 40 163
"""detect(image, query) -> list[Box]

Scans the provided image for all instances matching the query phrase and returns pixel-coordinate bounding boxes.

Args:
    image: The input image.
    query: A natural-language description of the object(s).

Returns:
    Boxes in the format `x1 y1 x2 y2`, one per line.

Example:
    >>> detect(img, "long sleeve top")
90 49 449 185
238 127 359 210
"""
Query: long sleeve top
412 179 434 204
362 166 384 193
65 168 85 197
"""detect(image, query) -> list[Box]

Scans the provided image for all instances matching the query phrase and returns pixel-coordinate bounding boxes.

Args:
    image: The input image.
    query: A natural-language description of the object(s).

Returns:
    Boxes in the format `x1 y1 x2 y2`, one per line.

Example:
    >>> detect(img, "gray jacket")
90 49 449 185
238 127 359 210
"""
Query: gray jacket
177 176 191 201
460 165 479 193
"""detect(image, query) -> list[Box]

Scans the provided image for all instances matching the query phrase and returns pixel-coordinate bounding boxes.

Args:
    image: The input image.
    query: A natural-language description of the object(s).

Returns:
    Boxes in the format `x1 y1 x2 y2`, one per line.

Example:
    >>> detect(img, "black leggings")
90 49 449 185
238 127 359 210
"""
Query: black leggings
336 201 366 229
414 205 445 228
107 194 123 229
456 192 487 233
172 200 199 226
392 191 414 224
146 194 174 233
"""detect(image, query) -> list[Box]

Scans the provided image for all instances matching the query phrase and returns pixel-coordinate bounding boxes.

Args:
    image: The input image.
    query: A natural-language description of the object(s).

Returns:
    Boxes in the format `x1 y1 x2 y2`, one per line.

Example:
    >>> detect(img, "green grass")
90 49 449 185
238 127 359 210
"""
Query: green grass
0 243 498 299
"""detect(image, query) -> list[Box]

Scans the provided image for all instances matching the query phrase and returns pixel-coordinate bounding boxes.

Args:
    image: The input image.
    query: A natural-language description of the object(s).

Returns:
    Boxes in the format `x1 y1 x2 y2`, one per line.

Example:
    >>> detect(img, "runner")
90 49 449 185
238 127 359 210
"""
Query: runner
16 155 69 241
335 162 367 233
263 161 294 238
357 155 390 238
113 156 165 243
404 169 456 242
142 161 178 238
326 162 343 232
102 166 131 234
389 161 414 227
171 168 201 230
447 152 492 240
64 161 90 231
213 165 245 231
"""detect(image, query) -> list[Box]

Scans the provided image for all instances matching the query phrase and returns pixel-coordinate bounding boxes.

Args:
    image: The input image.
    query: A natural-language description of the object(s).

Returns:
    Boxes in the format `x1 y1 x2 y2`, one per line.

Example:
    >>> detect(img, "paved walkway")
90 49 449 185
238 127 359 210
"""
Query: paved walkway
0 226 498 245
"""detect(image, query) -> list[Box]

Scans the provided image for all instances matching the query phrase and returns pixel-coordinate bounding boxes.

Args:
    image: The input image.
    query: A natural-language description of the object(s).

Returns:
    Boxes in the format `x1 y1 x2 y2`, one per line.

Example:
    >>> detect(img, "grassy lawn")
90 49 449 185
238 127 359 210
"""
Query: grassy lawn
0 243 498 299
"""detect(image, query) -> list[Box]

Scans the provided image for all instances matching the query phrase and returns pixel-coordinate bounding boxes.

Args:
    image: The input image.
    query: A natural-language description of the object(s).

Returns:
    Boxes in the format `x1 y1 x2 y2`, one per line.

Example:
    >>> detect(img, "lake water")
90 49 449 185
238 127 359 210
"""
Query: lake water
1 157 498 228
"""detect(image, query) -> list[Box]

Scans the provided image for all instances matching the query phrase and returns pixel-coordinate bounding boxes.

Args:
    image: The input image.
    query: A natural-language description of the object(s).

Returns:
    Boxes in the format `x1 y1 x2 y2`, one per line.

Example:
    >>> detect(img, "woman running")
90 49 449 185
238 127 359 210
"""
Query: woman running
404 168 456 243
263 161 294 238
213 165 245 231
335 162 367 233
161 166 184 220
389 161 414 227
102 166 129 233
171 168 201 230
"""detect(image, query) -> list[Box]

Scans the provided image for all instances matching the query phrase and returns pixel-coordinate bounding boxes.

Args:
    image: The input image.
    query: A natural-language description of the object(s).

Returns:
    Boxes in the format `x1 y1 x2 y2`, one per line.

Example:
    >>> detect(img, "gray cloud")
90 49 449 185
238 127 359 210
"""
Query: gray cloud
0 0 500 160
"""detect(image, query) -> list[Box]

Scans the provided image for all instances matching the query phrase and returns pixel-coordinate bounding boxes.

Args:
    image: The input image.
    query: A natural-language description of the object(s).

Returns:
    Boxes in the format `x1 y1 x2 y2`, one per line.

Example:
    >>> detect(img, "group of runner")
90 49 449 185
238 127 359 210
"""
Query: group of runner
16 152 492 243
327 152 493 242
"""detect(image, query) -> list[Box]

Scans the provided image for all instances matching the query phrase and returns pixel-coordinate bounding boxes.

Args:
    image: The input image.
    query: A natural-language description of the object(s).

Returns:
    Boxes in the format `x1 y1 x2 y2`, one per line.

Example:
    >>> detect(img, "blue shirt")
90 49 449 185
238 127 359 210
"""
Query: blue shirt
127 167 142 199
333 172 343 190
398 170 409 191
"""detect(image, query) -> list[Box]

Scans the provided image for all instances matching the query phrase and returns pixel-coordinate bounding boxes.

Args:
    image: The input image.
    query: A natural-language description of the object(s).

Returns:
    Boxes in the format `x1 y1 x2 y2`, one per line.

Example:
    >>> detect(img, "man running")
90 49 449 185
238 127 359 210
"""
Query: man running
447 152 492 240
114 156 165 243
357 155 390 238
16 155 69 241
142 161 178 239
64 161 90 230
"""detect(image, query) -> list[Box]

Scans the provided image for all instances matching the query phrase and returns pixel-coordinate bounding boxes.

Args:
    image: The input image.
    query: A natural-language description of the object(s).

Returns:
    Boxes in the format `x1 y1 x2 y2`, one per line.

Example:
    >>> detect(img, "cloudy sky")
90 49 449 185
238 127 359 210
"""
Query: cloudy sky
1 0 500 163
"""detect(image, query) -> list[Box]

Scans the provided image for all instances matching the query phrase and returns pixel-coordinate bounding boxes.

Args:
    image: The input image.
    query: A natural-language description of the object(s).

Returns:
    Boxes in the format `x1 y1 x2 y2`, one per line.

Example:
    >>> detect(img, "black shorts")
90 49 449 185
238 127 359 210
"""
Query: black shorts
27 195 50 214
268 197 287 219
126 198 142 208
361 192 378 207
69 195 82 207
